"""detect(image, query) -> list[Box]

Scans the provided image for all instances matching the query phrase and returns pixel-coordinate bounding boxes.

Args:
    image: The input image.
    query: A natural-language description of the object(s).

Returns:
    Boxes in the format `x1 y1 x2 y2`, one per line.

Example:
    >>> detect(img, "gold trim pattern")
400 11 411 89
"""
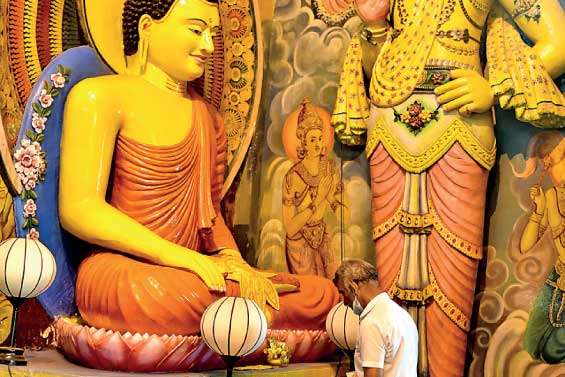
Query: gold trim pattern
373 202 483 260
48 0 64 58
23 0 42 87
373 208 434 239
219 0 262 197
428 268 471 331
1 1 23 147
429 203 483 259
366 117 496 173
386 269 471 331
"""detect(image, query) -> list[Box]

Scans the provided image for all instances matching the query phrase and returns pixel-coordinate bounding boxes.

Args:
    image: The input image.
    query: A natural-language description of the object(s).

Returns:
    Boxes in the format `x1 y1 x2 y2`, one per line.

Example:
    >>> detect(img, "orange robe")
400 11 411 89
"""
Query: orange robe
76 92 339 336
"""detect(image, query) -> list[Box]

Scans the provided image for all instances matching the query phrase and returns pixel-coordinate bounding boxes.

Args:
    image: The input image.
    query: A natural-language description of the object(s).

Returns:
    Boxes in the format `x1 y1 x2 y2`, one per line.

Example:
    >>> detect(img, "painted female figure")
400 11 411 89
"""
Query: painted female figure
282 98 346 278
332 0 564 376
517 134 565 363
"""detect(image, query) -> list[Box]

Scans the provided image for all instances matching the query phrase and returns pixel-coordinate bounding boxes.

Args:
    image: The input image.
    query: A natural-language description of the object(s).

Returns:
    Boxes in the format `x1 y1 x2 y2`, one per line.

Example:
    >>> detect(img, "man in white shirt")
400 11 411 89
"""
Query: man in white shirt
334 259 418 377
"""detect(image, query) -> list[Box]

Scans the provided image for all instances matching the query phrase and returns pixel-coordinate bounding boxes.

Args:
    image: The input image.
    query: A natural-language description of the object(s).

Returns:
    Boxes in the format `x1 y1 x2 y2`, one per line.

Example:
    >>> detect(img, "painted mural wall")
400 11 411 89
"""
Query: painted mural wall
245 1 565 376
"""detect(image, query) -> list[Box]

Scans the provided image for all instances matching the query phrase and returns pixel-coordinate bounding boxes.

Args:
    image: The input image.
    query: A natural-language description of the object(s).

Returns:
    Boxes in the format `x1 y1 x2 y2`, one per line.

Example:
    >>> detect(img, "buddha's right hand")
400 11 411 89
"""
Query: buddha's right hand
161 250 227 292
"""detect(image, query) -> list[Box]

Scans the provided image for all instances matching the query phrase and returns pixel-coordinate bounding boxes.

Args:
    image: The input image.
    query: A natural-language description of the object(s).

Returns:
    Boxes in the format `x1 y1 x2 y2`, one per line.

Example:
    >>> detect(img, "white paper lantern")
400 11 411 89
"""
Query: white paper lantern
0 238 56 298
200 297 268 357
326 302 359 351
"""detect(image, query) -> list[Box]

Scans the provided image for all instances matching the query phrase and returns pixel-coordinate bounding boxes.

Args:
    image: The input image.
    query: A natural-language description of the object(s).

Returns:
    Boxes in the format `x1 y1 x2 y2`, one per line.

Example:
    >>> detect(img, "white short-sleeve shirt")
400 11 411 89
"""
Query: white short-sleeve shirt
353 293 418 377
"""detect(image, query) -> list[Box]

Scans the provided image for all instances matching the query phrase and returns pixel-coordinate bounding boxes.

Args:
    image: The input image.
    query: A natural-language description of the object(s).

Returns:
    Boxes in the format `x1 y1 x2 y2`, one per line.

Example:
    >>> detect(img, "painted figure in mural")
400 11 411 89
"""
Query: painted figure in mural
282 98 347 278
331 0 565 376
55 0 338 368
517 134 564 363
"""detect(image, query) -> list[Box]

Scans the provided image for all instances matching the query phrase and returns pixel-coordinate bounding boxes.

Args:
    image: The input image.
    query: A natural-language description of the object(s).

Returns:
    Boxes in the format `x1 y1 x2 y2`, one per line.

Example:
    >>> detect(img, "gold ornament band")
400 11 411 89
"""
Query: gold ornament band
373 202 483 260
366 117 496 173
386 268 471 331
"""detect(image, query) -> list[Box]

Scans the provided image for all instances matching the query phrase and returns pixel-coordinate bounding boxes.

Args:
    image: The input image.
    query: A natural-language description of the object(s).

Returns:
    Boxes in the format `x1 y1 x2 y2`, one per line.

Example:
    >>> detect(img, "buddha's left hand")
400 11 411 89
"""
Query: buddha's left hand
214 249 298 315
435 69 494 116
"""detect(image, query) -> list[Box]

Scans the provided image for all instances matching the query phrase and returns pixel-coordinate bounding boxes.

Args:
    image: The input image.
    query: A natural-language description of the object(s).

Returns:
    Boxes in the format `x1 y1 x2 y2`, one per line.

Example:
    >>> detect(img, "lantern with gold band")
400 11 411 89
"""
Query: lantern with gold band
0 238 56 366
200 297 268 377
326 302 359 371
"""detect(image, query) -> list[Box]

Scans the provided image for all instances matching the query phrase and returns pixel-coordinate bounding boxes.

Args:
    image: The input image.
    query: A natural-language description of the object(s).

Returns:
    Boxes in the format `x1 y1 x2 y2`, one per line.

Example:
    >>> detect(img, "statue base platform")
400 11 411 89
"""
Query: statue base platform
4 349 351 377
52 318 337 372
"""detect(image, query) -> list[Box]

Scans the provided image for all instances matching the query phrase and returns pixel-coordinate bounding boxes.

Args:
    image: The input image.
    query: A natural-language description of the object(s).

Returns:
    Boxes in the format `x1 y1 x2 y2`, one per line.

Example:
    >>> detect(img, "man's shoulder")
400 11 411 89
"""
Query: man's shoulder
362 299 416 333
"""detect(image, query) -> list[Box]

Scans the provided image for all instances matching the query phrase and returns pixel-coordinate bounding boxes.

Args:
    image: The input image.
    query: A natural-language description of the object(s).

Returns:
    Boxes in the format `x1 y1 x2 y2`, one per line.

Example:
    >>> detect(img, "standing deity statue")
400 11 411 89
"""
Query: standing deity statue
282 98 347 279
331 0 565 376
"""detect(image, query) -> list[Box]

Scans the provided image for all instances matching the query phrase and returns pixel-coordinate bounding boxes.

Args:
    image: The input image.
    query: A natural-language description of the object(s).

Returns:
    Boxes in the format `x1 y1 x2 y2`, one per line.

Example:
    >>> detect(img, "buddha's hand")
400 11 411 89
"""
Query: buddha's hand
435 69 494 116
529 185 546 214
214 249 299 315
163 250 227 292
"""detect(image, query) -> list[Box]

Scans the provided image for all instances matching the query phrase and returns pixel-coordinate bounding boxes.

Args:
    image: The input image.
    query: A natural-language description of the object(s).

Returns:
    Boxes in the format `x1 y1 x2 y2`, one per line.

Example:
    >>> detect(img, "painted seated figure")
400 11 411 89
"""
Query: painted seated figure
12 0 338 371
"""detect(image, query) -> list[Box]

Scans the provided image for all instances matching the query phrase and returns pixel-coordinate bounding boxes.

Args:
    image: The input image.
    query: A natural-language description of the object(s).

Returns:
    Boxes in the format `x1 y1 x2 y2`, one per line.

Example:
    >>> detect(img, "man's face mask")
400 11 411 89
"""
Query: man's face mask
352 295 364 315
351 286 363 315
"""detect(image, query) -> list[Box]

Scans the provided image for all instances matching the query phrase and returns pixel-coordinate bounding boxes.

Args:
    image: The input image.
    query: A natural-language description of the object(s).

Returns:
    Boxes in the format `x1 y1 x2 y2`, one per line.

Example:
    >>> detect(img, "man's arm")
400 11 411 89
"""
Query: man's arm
359 319 386 377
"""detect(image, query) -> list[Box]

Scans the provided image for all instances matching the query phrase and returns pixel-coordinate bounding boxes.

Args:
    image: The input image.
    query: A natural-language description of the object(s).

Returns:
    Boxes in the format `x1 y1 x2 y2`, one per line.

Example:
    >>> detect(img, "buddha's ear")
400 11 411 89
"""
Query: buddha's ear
138 14 154 39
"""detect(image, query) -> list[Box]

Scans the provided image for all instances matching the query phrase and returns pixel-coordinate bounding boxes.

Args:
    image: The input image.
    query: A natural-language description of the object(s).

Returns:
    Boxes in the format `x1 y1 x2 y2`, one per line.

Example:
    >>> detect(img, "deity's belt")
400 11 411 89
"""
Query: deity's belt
413 66 459 93
287 220 327 250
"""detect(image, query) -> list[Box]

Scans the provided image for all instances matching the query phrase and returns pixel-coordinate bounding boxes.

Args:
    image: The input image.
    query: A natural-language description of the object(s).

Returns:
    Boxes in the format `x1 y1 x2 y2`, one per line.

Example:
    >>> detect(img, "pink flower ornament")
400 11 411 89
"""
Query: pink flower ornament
50 72 67 88
39 89 54 108
27 228 40 240
23 199 37 218
32 113 47 133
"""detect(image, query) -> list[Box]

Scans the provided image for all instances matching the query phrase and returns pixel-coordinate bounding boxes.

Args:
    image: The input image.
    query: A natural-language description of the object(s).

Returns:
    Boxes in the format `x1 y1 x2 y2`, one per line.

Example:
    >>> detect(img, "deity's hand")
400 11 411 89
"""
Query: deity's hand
213 249 299 316
434 69 494 117
529 185 546 214
316 175 334 203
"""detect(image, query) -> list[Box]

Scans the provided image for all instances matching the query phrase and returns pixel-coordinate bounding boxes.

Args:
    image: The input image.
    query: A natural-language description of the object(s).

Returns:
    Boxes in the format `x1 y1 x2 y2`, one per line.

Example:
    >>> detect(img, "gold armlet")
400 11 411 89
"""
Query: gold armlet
529 211 543 224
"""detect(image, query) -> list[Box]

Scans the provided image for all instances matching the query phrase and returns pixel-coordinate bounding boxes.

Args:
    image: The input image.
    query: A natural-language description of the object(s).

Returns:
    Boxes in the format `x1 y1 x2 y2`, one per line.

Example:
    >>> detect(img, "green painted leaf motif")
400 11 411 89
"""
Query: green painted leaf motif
32 102 43 115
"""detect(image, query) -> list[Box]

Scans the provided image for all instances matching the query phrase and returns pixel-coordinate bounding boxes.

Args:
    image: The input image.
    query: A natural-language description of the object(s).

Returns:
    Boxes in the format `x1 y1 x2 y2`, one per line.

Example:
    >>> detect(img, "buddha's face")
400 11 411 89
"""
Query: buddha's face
304 129 323 158
142 0 220 81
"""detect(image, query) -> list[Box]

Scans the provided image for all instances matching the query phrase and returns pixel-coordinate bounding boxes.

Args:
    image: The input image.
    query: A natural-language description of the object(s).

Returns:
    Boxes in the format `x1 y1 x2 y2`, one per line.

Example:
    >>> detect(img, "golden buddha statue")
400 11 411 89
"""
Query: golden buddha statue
53 0 338 370
332 0 564 376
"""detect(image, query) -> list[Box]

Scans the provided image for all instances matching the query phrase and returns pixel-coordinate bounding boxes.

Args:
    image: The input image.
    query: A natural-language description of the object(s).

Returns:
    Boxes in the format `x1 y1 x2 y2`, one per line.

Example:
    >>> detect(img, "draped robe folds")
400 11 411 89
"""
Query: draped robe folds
370 141 488 377
75 92 339 336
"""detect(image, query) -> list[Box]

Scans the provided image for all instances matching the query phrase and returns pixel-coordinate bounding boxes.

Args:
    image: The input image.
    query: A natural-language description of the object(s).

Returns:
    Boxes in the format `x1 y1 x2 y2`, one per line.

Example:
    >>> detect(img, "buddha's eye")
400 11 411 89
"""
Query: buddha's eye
189 28 203 35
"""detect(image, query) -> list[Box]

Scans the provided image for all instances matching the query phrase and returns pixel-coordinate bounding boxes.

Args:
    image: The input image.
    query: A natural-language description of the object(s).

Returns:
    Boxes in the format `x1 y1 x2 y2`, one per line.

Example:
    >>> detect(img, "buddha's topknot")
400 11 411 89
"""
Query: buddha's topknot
122 0 219 56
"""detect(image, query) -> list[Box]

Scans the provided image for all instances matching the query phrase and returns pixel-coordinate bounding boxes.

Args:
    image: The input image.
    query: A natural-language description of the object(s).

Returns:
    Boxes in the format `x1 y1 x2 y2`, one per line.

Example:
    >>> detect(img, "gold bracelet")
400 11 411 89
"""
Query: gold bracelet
530 211 543 223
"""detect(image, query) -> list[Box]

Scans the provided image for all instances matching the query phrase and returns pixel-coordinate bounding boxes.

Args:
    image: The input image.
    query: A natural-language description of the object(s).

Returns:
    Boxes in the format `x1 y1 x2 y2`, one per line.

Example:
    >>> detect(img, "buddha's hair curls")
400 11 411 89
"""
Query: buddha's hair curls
122 0 219 56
